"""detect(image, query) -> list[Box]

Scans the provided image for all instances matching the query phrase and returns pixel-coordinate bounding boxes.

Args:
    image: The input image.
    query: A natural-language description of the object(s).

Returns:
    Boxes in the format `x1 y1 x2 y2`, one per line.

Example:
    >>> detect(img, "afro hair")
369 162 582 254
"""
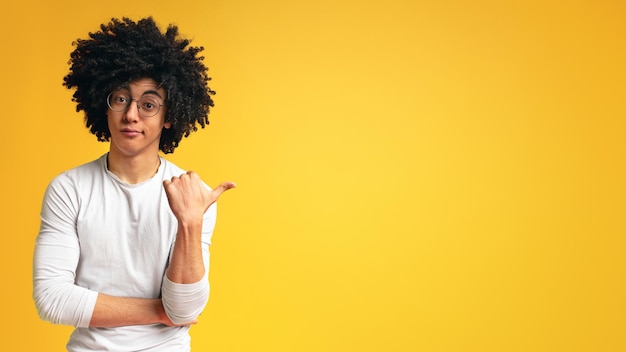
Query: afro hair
63 17 215 154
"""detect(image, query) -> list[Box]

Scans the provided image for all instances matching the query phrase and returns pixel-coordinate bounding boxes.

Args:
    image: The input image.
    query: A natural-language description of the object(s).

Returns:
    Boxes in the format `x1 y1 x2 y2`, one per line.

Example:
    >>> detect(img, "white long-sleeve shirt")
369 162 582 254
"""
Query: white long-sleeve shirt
33 154 215 351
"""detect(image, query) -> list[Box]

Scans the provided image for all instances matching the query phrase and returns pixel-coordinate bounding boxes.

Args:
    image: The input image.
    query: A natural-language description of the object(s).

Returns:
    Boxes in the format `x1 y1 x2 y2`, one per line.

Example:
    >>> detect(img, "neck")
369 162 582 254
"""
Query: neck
106 151 161 184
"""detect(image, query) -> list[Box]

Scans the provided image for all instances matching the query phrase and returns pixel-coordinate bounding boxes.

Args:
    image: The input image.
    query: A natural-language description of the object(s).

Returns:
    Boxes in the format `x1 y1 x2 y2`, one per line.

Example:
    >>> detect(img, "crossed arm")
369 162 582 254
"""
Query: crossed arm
33 171 235 328
90 173 235 327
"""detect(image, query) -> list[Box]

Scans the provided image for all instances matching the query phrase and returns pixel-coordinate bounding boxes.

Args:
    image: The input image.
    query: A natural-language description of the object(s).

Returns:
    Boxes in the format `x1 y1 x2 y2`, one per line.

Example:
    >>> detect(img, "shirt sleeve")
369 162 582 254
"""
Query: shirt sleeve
161 199 216 324
32 174 98 328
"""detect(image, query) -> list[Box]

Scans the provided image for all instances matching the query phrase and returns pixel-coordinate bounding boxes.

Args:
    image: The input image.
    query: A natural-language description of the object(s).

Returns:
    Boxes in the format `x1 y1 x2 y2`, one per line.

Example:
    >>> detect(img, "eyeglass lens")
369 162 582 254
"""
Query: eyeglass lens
107 92 162 117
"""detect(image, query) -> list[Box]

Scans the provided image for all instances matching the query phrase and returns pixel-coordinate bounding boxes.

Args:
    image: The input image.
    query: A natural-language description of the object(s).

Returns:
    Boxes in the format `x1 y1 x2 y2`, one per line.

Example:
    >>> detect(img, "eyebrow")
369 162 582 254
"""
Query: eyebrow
141 90 164 100
115 88 164 100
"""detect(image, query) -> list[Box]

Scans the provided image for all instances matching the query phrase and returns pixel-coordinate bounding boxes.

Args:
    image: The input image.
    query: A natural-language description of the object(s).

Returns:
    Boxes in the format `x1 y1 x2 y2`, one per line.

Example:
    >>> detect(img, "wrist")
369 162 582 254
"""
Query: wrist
176 219 203 238
155 299 173 325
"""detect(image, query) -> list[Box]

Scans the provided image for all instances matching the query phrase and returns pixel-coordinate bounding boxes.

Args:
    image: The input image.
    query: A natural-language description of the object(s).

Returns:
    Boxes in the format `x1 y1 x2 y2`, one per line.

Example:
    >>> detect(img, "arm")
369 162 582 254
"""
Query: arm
33 175 97 327
88 294 172 327
32 175 178 328
161 172 235 324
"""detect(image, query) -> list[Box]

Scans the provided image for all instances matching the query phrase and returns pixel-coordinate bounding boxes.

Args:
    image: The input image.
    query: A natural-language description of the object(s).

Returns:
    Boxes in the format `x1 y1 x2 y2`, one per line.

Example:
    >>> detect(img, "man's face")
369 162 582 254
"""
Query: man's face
106 78 170 158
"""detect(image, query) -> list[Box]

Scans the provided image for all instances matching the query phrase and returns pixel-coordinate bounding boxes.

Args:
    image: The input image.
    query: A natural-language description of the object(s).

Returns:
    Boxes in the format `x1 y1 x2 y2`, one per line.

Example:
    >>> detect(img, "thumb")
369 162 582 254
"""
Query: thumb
210 181 237 201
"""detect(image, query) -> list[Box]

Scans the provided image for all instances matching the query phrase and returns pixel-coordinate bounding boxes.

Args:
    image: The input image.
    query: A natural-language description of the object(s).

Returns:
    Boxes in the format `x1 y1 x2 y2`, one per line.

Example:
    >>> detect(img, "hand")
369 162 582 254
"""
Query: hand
162 315 198 327
163 171 236 224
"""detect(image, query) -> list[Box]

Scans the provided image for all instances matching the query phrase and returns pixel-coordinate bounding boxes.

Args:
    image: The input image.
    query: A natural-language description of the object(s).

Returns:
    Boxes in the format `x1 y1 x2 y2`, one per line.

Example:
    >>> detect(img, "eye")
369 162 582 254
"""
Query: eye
108 91 130 111
140 97 160 111
113 93 129 104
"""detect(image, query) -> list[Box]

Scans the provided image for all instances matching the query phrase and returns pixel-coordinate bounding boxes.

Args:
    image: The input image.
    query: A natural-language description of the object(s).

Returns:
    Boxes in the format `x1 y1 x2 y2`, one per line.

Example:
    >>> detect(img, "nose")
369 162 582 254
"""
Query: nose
123 100 141 121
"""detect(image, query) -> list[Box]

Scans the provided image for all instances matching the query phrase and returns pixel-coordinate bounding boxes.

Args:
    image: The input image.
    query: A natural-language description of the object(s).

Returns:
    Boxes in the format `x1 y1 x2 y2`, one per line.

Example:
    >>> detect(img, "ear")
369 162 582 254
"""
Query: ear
163 121 171 129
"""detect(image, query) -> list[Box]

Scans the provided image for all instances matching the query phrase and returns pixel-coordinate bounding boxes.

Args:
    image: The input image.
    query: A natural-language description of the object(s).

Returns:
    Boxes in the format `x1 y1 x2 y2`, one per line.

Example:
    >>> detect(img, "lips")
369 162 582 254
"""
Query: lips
120 128 143 137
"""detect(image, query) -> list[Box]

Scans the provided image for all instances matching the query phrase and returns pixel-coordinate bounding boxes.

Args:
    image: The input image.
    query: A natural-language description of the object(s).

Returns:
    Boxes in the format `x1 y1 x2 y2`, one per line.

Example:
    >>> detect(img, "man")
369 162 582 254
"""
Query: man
32 17 235 351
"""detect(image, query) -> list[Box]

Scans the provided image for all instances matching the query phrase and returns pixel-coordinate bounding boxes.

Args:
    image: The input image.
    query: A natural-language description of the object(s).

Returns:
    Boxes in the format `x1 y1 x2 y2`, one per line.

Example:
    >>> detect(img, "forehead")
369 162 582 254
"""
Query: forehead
117 78 165 97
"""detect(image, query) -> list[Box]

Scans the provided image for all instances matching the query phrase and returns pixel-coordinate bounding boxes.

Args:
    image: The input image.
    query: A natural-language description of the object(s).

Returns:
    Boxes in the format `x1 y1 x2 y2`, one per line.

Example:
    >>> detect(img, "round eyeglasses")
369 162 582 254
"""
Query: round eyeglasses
107 91 164 118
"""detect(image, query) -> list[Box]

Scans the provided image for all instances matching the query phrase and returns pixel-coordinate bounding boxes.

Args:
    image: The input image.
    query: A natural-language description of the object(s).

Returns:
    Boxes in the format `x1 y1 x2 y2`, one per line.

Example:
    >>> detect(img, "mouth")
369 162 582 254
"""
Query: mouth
120 128 143 137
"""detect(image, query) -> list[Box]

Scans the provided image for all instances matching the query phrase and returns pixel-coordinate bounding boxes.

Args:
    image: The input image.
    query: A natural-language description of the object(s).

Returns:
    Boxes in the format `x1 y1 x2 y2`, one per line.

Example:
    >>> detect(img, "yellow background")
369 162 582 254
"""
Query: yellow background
1 0 624 351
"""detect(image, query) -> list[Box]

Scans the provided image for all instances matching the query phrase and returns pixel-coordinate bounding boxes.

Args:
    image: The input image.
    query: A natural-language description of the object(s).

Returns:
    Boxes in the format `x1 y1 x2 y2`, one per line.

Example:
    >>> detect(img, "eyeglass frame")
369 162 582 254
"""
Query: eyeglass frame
106 91 165 118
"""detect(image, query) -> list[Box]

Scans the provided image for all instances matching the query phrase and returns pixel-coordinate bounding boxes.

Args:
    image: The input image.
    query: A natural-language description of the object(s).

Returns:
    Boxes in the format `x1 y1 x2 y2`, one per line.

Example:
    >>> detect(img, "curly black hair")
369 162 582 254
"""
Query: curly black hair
63 17 215 154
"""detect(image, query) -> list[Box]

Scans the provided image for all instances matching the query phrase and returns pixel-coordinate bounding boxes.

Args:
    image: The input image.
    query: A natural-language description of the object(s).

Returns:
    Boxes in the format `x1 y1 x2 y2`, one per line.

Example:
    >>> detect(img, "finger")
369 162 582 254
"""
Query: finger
211 181 237 199
185 171 201 182
217 181 237 192
163 176 179 187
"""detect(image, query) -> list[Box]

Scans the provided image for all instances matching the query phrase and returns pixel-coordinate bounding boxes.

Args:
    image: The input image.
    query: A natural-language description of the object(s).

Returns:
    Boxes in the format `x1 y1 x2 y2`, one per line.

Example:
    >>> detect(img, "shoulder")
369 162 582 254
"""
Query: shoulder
46 155 106 193
61 154 106 179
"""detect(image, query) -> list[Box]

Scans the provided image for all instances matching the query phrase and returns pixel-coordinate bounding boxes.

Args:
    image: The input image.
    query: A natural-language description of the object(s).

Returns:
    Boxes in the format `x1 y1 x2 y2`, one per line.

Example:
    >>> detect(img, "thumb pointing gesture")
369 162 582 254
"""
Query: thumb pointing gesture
163 171 236 223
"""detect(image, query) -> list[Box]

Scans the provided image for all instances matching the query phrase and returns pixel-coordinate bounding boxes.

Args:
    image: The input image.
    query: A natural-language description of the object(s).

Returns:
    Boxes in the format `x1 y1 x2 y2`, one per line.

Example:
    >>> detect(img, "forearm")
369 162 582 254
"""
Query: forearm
162 220 210 324
89 294 168 328
165 221 205 283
